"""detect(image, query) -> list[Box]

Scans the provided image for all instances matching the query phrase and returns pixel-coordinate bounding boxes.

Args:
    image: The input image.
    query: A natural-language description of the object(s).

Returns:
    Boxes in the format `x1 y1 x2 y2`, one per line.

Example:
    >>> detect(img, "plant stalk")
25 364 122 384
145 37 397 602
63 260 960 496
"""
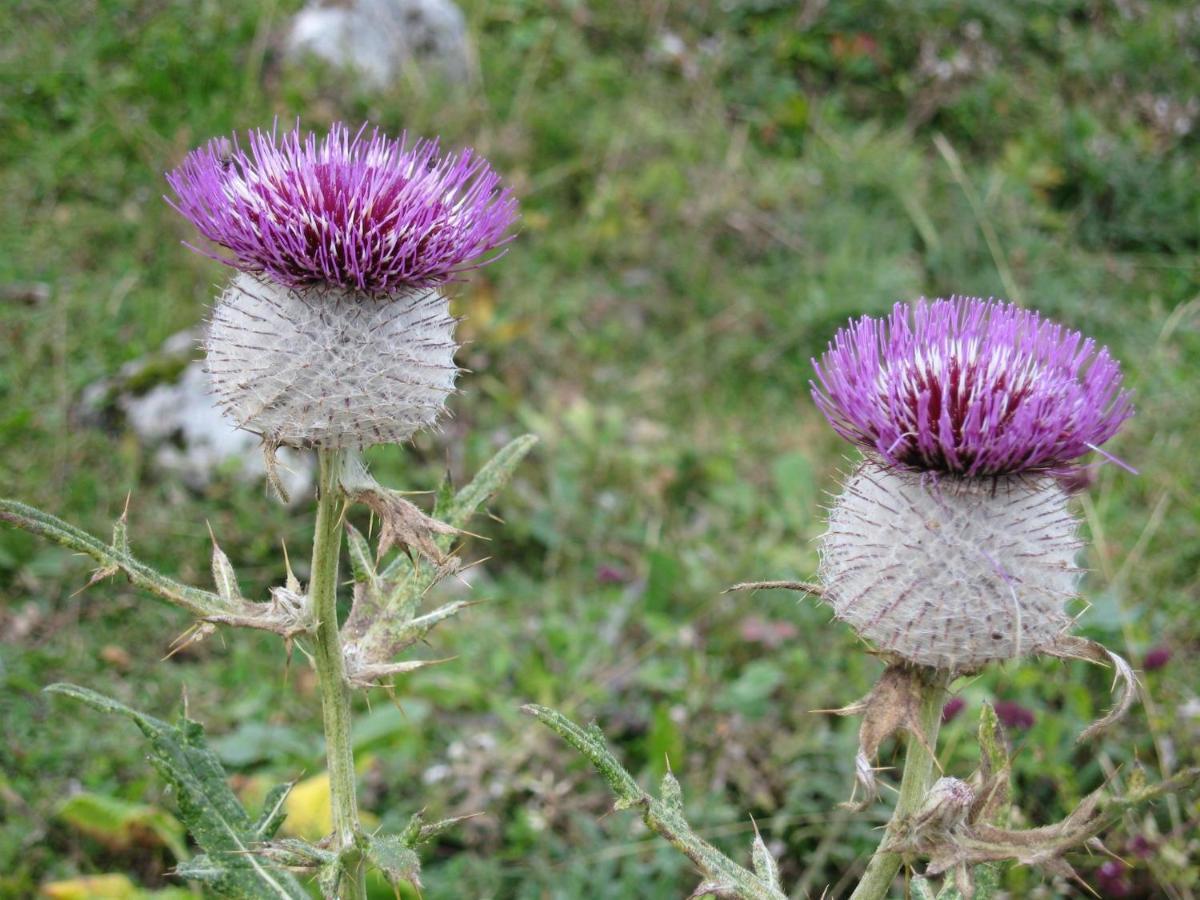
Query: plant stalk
310 449 366 899
850 669 948 900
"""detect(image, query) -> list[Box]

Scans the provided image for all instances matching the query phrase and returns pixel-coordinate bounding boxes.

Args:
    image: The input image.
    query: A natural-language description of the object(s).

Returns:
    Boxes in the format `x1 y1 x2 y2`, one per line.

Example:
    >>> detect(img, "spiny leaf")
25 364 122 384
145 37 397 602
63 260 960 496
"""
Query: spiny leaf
660 770 684 815
344 523 377 586
342 436 537 687
524 705 787 900
380 434 538 582
252 783 294 842
0 499 227 617
209 527 242 603
365 833 421 887
46 684 307 899
750 823 780 890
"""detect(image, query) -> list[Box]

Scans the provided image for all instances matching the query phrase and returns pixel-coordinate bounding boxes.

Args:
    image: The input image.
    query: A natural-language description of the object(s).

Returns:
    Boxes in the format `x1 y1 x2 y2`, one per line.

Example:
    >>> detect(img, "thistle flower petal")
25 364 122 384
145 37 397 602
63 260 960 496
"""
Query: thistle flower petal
167 122 517 293
811 297 1133 476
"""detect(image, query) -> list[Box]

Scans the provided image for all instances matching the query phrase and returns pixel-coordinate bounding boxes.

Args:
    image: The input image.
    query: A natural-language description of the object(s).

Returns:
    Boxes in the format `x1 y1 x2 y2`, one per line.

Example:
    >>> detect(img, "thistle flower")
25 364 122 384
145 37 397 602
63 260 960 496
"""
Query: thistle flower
814 297 1132 671
167 122 517 449
812 297 1131 477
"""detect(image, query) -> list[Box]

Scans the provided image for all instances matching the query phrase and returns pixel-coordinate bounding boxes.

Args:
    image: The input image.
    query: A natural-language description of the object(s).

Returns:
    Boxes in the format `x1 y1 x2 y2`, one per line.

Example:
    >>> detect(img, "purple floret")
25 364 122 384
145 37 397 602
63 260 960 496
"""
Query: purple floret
811 297 1133 476
166 122 517 294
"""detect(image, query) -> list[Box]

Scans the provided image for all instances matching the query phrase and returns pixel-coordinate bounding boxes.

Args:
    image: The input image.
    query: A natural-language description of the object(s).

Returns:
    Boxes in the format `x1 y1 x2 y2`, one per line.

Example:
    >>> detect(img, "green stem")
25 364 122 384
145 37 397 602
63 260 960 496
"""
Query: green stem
850 670 948 900
310 449 366 899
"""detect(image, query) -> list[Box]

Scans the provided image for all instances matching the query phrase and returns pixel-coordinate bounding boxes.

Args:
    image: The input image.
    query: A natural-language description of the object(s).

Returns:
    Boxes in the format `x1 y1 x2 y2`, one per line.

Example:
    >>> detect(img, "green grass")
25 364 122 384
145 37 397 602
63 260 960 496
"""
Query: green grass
1 0 1198 896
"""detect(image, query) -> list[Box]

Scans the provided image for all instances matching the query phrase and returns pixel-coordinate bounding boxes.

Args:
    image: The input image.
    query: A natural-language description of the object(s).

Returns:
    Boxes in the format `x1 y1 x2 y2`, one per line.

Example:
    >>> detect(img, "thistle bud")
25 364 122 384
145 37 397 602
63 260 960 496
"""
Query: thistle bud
167 122 517 449
812 297 1132 672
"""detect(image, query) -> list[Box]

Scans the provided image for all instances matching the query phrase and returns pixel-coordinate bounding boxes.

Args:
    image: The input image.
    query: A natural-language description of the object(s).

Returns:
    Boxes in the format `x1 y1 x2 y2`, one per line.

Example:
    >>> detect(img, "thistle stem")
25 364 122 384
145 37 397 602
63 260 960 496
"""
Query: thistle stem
850 669 948 900
310 449 366 899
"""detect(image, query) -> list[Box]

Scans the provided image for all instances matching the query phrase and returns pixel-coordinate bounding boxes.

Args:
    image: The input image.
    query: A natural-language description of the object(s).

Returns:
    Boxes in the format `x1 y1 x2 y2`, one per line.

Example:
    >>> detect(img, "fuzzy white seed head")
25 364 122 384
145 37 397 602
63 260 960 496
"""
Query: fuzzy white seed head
204 272 458 449
818 461 1080 672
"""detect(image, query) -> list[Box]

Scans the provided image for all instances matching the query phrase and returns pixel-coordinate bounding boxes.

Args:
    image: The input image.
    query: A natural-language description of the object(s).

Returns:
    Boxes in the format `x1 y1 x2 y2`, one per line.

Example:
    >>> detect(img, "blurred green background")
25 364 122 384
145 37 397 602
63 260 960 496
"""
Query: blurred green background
1 1 1198 897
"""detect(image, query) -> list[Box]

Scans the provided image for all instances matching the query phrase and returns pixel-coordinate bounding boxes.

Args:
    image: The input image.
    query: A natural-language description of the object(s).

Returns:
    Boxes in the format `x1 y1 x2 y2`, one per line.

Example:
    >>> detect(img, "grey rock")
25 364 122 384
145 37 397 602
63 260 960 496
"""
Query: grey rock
286 0 472 89
80 329 315 501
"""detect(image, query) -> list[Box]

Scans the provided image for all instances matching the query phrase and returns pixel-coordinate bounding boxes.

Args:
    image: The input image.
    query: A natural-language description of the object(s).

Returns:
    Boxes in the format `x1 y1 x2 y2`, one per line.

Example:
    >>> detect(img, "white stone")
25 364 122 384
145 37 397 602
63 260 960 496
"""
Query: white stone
121 359 314 500
286 0 471 89
818 461 1080 671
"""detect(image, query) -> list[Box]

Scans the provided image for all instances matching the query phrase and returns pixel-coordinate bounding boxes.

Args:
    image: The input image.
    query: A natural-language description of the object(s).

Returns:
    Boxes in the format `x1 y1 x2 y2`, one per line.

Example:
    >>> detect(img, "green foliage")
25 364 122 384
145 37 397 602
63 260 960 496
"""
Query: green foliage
524 704 786 899
45 684 307 899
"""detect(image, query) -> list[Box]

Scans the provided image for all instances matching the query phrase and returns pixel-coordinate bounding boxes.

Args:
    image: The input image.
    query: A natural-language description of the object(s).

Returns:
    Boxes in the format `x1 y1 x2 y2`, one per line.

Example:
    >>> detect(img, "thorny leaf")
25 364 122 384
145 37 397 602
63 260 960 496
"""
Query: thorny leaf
81 499 133 590
344 523 378 588
203 586 312 639
0 497 313 644
341 655 450 690
46 684 307 899
1041 635 1136 741
821 664 942 809
524 704 786 900
689 882 741 899
252 837 336 870
336 436 537 691
971 704 1011 828
750 819 781 890
364 833 421 888
723 580 824 597
398 810 477 846
338 451 460 565
886 712 1200 900
209 524 243 603
0 498 226 618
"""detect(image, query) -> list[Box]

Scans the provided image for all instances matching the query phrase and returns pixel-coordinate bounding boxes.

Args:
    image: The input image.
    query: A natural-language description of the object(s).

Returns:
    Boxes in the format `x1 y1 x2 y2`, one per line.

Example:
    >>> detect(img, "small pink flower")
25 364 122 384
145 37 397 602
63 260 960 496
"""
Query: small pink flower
596 564 631 586
1126 834 1156 859
1096 859 1131 897
941 696 966 723
993 700 1035 730
1143 646 1171 671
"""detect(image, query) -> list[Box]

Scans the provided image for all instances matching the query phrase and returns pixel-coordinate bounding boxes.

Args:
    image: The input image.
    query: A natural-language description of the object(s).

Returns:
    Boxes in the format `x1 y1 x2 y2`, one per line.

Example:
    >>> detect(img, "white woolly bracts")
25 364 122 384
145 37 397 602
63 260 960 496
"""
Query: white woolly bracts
204 272 459 450
818 458 1082 673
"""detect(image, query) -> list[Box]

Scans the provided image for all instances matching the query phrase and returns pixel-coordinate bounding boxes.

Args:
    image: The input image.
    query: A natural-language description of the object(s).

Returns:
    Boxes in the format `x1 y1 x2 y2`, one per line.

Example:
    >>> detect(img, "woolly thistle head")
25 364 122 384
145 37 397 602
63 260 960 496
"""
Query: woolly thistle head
813 298 1133 671
167 122 517 449
811 297 1132 477
819 461 1080 670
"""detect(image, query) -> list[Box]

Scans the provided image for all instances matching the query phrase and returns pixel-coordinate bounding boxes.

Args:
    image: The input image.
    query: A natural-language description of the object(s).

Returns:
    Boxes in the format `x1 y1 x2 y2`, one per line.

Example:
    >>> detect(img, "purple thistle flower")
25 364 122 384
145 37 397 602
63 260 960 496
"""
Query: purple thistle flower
811 297 1133 476
166 122 517 295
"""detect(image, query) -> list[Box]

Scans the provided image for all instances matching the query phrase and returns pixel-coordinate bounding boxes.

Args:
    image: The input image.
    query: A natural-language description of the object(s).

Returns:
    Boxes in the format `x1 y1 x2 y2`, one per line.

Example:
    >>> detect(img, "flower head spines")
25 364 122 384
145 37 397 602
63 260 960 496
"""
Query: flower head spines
811 297 1133 476
167 123 517 294
819 461 1079 671
205 273 458 449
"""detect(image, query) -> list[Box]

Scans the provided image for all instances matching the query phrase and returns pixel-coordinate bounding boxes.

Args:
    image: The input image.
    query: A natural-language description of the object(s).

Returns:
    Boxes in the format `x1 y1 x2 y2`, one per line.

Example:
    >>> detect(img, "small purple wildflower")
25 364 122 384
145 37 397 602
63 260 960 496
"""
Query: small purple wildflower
1096 859 1132 897
166 122 517 294
596 564 631 586
1127 834 1156 859
941 696 966 724
1143 645 1172 671
993 699 1035 730
811 297 1133 476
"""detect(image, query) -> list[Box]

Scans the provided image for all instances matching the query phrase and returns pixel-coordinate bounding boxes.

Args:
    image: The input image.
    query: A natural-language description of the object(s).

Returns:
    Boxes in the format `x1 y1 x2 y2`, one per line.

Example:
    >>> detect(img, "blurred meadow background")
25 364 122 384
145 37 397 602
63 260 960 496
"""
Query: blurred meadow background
1 0 1199 897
